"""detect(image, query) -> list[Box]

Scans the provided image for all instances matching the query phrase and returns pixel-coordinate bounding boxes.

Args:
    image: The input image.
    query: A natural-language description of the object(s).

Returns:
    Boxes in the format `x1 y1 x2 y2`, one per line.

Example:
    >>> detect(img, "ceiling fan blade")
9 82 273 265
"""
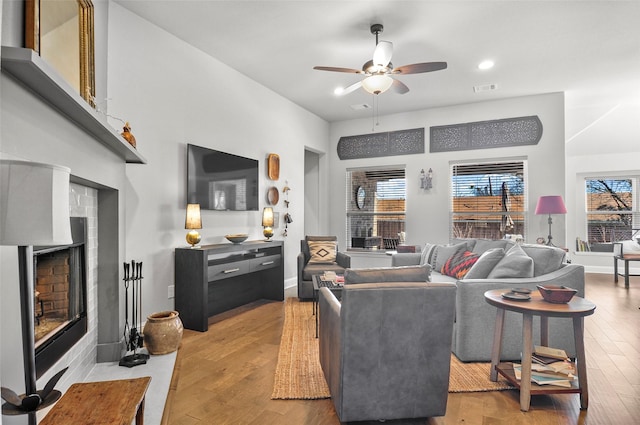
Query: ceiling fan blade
391 78 410 94
393 61 448 74
336 81 362 96
313 66 363 74
373 41 393 67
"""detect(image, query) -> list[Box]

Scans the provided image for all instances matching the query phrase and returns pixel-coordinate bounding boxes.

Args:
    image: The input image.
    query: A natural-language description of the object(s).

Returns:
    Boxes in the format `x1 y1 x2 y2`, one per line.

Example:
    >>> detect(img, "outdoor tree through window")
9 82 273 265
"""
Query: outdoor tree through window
585 178 637 244
450 161 527 240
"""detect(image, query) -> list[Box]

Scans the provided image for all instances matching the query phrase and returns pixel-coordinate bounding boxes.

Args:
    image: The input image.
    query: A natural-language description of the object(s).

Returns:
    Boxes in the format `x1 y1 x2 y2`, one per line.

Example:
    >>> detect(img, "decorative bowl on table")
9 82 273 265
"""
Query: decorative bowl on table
536 285 577 303
225 233 248 244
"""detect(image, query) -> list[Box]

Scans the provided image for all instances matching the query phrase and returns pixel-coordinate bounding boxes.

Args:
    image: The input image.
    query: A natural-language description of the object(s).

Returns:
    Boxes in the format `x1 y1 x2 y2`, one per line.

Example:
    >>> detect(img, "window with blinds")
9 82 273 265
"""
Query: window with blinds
585 178 638 243
347 167 406 250
450 160 527 240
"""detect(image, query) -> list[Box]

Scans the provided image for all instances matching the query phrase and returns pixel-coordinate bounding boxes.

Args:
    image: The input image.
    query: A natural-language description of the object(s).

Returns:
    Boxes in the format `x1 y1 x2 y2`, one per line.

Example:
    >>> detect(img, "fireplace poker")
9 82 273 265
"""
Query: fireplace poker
119 260 148 367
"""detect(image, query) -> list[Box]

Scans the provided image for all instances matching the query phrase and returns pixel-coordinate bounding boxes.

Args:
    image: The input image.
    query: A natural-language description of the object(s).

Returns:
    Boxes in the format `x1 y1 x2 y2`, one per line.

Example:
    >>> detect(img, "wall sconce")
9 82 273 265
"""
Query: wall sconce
262 207 274 240
185 203 202 248
420 168 433 190
535 195 567 246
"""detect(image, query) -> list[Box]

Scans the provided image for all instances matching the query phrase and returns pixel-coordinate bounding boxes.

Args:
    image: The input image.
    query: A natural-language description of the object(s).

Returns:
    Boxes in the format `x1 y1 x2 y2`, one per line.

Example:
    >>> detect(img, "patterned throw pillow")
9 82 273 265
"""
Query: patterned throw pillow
308 240 337 263
441 250 480 279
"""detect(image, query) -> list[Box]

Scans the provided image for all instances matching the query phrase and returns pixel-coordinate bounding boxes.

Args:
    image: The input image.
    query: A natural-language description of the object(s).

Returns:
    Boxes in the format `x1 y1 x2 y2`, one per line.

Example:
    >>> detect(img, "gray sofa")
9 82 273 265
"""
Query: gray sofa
319 265 455 422
392 239 585 362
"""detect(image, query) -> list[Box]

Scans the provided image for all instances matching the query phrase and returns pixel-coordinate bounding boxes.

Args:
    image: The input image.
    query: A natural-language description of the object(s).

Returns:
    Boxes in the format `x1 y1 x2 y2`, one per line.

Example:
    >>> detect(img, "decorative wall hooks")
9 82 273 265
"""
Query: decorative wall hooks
420 168 433 190
282 182 291 237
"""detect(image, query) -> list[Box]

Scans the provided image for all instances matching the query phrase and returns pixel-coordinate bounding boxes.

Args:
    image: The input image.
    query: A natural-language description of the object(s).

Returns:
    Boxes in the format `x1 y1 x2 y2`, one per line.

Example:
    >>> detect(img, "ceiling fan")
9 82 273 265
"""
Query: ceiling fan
314 24 447 96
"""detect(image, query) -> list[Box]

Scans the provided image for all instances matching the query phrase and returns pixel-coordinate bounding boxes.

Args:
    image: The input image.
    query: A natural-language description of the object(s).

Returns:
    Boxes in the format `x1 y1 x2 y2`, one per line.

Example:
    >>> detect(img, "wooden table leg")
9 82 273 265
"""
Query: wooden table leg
573 316 589 410
540 315 549 347
490 308 505 381
136 396 145 425
624 260 630 289
520 313 533 412
614 257 619 283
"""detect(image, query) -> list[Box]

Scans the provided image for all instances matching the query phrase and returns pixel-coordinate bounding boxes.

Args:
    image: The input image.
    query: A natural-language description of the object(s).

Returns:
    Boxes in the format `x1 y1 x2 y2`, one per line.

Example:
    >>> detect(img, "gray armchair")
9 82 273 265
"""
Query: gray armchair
318 266 456 422
297 236 350 299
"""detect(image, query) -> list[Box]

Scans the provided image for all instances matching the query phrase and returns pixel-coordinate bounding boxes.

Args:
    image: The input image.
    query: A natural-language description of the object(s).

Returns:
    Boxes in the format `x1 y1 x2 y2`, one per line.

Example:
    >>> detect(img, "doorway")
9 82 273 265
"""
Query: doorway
304 149 321 235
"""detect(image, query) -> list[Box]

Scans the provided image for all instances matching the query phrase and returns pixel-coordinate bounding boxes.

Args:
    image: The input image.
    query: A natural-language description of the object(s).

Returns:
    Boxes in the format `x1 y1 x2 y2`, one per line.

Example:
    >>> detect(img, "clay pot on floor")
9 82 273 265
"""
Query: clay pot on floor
143 311 183 355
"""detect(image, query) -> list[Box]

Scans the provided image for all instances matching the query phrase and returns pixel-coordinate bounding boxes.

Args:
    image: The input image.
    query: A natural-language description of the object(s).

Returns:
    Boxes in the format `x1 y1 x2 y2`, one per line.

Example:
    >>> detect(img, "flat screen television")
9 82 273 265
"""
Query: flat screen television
187 144 259 211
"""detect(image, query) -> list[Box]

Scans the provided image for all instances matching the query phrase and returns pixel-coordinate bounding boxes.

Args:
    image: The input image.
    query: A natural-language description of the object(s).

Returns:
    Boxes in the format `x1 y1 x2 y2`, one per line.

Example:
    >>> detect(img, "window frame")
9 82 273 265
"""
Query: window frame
584 176 638 245
346 166 406 250
449 158 528 241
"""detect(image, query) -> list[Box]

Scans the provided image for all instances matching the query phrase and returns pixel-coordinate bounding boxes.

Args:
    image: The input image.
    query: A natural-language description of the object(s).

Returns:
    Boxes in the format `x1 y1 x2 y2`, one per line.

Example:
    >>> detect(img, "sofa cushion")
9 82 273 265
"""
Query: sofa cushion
520 244 566 276
433 242 468 272
302 263 346 281
344 265 430 284
487 244 534 278
471 239 515 255
451 238 477 252
464 248 505 279
307 240 337 263
420 243 437 267
441 250 480 279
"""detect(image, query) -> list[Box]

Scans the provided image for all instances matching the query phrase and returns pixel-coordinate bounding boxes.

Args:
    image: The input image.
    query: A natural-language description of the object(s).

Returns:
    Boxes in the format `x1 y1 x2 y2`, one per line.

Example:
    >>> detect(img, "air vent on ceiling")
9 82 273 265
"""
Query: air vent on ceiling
350 103 371 110
473 83 498 93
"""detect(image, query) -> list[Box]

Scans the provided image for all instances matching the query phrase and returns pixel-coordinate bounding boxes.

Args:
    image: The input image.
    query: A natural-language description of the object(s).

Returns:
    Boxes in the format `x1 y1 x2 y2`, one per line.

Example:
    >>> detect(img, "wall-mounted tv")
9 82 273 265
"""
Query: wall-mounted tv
187 144 259 211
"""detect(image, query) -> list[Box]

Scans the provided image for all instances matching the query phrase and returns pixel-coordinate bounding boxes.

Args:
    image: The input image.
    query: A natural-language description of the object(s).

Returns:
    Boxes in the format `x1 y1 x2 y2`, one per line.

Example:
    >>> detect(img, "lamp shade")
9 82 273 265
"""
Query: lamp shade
362 75 393 95
0 159 73 246
535 195 567 215
262 207 274 227
185 203 202 229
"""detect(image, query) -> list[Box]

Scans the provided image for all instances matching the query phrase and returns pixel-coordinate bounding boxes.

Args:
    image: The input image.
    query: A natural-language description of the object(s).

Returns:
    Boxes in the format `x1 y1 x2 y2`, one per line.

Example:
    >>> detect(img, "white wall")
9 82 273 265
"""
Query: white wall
565 103 640 273
327 93 566 251
106 3 330 311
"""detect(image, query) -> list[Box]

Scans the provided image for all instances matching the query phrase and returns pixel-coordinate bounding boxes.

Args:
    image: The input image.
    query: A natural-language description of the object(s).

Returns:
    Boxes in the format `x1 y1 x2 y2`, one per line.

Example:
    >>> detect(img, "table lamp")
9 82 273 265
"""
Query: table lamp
535 195 567 246
1 159 73 421
185 203 202 247
262 207 274 240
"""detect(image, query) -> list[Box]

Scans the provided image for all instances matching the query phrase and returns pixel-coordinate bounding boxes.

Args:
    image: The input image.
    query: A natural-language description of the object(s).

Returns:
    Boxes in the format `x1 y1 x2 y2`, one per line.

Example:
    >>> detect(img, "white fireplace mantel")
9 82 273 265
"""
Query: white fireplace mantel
1 46 146 164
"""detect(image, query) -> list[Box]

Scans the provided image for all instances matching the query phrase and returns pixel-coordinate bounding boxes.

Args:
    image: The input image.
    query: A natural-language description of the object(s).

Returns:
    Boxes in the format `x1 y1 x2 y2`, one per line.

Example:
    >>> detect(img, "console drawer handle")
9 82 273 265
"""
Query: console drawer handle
260 261 275 266
223 268 240 274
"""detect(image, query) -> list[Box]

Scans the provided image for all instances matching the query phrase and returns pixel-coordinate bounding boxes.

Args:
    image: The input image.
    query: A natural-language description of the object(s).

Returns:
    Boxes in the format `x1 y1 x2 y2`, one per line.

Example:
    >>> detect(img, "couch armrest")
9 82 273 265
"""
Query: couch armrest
297 252 306 280
391 252 421 267
318 287 342 401
453 264 585 361
337 251 351 268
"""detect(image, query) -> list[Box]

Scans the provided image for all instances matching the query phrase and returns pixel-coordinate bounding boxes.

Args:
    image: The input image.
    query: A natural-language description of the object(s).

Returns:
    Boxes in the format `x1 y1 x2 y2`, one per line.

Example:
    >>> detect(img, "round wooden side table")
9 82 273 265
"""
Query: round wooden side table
484 289 596 411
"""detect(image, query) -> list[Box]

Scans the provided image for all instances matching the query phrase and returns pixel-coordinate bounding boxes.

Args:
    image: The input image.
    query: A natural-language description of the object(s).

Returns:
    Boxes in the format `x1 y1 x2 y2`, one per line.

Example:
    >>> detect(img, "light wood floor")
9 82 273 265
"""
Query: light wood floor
162 273 640 424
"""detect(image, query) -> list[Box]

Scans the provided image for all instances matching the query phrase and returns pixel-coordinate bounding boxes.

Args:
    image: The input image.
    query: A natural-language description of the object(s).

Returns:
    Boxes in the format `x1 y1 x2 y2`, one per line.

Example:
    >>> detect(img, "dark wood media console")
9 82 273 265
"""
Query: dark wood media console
175 240 284 331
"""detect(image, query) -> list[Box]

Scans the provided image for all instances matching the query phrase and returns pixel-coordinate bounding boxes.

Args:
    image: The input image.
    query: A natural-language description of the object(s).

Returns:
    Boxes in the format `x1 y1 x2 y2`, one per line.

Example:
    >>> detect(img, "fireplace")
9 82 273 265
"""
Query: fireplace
33 217 88 378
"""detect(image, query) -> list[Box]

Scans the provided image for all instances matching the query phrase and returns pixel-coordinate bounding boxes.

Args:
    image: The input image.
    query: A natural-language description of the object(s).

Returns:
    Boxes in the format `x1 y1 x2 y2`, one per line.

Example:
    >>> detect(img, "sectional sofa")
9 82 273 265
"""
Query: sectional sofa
392 238 585 362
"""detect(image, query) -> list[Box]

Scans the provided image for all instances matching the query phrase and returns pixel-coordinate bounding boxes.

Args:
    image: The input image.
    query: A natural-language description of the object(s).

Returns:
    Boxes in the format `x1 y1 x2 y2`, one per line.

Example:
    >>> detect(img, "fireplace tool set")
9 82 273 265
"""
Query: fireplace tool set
119 260 149 367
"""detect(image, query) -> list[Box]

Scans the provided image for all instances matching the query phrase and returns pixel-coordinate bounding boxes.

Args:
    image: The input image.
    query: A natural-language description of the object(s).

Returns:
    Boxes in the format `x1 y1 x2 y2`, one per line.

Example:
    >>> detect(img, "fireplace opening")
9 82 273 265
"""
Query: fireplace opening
34 217 87 378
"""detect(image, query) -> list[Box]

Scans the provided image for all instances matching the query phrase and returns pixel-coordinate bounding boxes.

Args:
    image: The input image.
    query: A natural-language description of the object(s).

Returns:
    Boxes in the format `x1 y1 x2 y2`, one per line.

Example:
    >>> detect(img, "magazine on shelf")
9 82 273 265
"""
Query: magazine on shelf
513 364 573 388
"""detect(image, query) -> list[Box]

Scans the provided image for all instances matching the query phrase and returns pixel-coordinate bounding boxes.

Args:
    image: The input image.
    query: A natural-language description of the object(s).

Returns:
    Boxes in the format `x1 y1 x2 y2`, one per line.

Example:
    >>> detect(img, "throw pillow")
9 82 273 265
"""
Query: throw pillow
433 242 467 272
420 243 436 266
487 244 534 279
441 250 480 280
307 240 337 263
464 248 505 279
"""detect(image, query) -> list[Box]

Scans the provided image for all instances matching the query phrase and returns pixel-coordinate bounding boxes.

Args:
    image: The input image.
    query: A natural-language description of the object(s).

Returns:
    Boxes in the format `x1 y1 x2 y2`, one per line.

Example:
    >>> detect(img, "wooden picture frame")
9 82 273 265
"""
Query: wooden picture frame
25 0 96 107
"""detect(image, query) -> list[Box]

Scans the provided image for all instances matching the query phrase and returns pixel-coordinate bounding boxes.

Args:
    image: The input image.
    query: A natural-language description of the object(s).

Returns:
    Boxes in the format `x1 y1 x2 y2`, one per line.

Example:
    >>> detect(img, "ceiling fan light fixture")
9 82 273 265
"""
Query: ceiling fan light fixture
362 74 393 95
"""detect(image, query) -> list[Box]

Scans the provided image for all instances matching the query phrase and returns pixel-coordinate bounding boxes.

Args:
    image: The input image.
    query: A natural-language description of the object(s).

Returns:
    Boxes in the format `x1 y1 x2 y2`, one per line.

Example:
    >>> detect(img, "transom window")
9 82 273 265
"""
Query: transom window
585 177 638 244
347 167 406 250
450 160 527 240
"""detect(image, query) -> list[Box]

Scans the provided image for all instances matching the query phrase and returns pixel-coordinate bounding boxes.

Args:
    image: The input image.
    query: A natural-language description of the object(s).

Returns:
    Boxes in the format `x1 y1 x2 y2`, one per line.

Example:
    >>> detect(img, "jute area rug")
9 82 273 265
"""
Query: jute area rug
271 298 515 400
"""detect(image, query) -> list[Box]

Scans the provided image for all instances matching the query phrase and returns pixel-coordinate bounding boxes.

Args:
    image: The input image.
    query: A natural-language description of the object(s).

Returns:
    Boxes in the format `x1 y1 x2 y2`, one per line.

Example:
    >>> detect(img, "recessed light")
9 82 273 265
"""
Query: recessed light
334 87 345 95
478 60 494 70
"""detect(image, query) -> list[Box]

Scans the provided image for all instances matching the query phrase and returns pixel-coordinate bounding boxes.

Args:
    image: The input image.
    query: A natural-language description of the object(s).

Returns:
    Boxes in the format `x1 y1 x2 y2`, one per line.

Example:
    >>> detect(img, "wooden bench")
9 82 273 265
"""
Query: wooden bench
613 242 640 289
40 376 151 425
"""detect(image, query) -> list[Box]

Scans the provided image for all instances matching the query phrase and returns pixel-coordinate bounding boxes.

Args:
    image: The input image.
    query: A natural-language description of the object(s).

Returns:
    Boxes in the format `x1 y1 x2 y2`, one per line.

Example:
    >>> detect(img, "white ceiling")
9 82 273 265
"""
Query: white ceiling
115 0 640 125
